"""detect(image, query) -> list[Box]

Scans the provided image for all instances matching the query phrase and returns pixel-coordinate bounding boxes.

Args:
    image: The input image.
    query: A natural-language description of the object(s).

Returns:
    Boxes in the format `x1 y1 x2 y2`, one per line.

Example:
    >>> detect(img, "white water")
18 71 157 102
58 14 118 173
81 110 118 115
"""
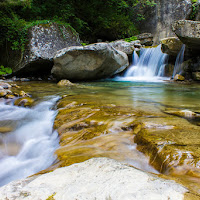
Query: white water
172 44 185 78
0 97 59 186
115 45 169 82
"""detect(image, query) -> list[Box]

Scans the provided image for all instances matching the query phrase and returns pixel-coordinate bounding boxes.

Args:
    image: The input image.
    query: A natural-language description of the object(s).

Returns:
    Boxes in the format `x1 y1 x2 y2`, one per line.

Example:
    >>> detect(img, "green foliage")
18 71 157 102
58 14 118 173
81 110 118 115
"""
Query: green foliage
81 43 89 46
0 65 12 75
190 1 199 20
124 36 138 42
0 0 157 48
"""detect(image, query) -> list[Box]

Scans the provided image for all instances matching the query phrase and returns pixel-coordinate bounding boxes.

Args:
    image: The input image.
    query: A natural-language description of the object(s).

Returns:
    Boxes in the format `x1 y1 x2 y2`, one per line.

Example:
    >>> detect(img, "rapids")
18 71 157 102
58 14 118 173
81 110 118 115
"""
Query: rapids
0 96 59 186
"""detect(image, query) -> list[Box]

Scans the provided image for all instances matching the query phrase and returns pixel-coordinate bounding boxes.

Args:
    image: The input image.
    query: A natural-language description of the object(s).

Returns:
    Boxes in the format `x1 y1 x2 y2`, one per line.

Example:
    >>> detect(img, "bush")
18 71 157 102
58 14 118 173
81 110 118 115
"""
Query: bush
0 65 12 75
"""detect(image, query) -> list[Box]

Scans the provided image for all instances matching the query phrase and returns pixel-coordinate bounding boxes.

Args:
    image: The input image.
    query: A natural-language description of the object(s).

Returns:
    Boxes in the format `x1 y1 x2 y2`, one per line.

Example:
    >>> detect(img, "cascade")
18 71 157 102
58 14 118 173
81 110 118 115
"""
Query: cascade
172 44 185 78
117 45 168 81
0 97 59 186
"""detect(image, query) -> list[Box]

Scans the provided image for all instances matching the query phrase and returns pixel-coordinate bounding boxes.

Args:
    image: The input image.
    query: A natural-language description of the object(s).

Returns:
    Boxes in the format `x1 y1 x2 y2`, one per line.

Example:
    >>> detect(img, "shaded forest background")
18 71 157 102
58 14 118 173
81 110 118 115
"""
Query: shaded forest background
0 0 156 50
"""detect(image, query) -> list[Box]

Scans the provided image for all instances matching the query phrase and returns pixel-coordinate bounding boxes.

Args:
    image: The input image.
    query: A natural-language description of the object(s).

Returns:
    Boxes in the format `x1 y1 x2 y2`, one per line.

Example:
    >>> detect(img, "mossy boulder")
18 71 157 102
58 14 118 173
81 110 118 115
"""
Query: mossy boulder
0 22 81 77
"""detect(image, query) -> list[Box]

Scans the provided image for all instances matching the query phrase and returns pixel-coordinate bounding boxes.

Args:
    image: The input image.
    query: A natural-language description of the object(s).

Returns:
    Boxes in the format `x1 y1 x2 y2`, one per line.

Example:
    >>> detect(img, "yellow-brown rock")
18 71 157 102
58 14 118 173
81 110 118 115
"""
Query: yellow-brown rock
174 74 185 81
19 91 30 97
14 97 34 107
0 126 13 133
53 94 141 168
57 79 75 87
0 90 7 97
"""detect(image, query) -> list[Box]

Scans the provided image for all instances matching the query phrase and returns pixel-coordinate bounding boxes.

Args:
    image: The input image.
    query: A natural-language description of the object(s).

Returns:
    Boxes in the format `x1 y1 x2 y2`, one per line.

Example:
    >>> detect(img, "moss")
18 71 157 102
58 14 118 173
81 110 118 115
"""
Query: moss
46 193 56 200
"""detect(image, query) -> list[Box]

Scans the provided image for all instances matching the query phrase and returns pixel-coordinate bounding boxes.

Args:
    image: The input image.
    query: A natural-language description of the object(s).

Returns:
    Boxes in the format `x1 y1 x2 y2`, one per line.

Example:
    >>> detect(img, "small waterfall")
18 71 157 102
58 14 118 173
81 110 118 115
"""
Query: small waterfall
0 97 59 186
172 44 185 78
132 51 139 66
117 45 168 82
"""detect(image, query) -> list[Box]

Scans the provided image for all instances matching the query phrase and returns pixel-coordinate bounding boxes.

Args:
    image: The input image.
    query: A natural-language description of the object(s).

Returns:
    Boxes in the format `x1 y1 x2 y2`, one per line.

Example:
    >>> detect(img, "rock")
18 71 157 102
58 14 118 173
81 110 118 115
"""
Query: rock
0 22 81 77
161 37 183 57
0 126 13 133
174 74 185 81
11 84 20 88
0 90 7 97
135 33 153 46
138 0 192 44
57 79 74 87
0 158 187 200
192 72 200 81
14 97 34 107
109 40 141 56
19 91 30 97
0 82 11 89
52 43 129 81
5 94 15 99
172 20 200 51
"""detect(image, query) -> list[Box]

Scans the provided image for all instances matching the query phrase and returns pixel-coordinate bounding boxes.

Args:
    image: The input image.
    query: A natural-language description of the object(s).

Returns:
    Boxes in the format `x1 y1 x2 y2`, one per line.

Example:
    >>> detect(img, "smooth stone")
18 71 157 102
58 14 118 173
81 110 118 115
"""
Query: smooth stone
174 74 185 81
0 126 13 133
57 79 74 87
19 91 30 97
52 43 129 81
5 94 15 99
14 97 34 107
0 158 187 200
0 90 7 97
0 82 11 89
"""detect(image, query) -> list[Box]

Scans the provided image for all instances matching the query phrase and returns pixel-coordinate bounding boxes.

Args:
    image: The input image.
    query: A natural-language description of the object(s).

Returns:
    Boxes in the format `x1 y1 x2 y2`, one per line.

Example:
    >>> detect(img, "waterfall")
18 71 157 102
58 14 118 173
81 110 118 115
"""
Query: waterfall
0 97 59 186
172 44 185 78
114 45 169 82
132 50 139 66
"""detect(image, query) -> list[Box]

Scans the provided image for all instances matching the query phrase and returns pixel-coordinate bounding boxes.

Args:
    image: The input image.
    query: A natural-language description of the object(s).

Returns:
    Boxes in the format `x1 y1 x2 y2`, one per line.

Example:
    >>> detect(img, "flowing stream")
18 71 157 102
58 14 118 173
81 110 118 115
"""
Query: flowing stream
0 96 59 186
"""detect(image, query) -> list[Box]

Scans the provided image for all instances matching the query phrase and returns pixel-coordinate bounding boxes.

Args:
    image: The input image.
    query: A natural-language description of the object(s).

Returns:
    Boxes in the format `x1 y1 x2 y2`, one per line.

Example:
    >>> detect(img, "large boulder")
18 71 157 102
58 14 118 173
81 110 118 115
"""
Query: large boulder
138 0 192 44
0 22 81 77
52 43 129 81
0 158 187 200
161 37 183 57
172 20 200 51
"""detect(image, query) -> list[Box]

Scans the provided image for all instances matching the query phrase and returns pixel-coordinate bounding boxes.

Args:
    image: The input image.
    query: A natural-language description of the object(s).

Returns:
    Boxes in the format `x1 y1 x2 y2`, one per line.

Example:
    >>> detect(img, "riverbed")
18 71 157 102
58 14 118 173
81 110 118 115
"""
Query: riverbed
0 80 200 195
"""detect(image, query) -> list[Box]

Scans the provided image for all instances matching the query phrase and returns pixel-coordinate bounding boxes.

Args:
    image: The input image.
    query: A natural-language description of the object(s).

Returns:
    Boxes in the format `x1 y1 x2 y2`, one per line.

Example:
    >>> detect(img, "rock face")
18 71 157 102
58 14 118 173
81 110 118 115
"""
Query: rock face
161 37 183 57
52 43 129 81
139 0 192 44
172 20 200 51
0 22 81 76
0 158 187 200
109 40 141 56
135 33 154 46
